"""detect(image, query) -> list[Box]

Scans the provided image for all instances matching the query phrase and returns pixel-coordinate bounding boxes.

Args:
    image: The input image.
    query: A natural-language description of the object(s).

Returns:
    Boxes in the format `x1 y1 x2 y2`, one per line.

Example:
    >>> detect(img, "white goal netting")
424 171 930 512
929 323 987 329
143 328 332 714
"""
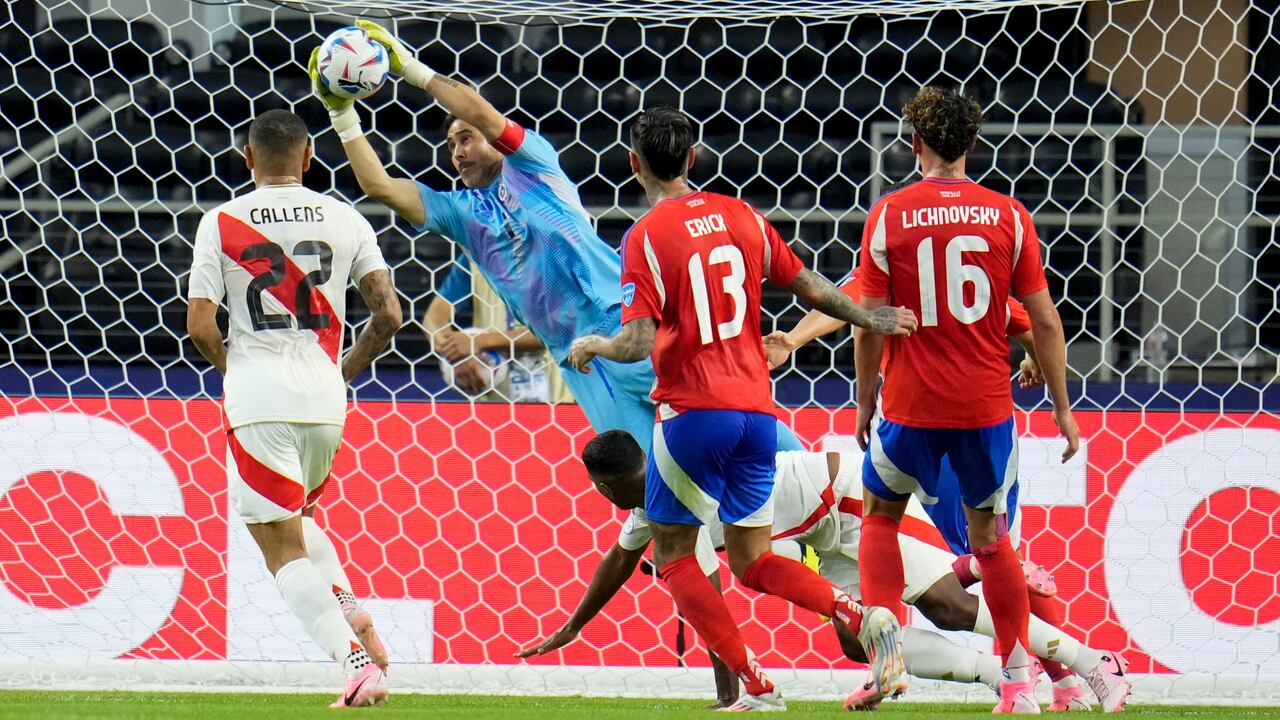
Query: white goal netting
0 0 1277 703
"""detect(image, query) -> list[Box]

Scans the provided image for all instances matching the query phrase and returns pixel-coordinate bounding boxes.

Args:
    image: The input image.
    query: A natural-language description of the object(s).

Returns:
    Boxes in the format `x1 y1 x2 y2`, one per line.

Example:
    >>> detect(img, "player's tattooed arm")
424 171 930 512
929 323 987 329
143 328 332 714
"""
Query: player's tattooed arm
356 21 508 139
343 269 404 384
787 269 917 336
567 318 656 372
186 298 227 374
422 73 509 141
852 294 889 451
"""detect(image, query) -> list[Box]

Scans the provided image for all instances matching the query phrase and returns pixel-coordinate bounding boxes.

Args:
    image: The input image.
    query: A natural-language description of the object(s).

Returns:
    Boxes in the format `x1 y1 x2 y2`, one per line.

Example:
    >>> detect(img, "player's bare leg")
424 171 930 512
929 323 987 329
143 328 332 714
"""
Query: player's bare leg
247 517 388 708
301 511 390 670
650 522 782 712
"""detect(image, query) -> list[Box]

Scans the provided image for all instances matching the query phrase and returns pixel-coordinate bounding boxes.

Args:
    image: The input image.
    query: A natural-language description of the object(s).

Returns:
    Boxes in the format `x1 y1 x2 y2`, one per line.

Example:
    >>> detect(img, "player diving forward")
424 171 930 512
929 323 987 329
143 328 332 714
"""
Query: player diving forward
186 109 399 708
521 430 1130 712
311 21 673 452
567 106 917 711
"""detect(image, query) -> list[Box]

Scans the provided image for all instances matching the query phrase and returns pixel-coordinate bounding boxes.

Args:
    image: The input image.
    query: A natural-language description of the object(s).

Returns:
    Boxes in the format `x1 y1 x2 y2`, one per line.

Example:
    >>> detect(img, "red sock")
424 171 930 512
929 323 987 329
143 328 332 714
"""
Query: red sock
974 536 1030 667
658 555 773 696
858 514 905 611
1028 591 1072 680
740 551 863 634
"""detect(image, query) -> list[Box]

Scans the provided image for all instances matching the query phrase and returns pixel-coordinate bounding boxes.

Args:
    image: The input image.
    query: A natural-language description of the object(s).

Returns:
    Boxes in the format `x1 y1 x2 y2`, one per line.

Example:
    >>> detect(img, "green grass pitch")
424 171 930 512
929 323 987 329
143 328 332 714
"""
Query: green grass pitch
1 692 1277 720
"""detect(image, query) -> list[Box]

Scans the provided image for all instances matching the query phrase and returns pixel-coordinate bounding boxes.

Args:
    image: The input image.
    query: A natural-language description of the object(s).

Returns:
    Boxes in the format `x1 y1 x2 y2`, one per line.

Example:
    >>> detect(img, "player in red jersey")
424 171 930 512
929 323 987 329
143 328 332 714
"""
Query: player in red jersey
765 273 1133 711
848 88 1118 715
568 106 917 711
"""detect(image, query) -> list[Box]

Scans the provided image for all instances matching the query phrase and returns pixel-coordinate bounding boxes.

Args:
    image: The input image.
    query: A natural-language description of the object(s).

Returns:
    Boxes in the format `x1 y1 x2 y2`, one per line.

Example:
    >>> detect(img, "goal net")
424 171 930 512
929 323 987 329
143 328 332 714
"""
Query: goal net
0 0 1277 703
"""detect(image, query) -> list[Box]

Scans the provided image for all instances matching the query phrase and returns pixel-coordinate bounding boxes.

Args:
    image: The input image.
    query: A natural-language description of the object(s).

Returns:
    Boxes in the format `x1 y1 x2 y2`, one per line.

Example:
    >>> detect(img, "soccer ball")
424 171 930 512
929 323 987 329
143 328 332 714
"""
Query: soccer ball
316 27 389 100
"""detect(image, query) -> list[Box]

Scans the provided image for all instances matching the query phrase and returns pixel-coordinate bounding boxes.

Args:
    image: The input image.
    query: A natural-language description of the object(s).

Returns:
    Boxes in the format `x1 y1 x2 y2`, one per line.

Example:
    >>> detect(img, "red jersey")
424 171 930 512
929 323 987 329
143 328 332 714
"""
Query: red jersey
840 272 1031 337
858 178 1048 428
621 191 804 417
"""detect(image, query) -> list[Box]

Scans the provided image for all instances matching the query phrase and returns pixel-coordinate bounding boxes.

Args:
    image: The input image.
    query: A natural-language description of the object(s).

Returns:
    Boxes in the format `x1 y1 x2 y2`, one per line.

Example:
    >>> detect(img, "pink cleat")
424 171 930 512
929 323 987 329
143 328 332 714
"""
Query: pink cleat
1083 653 1131 713
330 662 389 708
336 586 389 671
1047 677 1093 712
1022 559 1058 598
993 678 1041 714
844 672 883 712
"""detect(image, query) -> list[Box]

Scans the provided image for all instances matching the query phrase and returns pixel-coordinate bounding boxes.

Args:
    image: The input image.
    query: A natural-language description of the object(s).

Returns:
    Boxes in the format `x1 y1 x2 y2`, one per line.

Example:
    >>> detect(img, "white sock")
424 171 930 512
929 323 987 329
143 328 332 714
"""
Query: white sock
1003 641 1033 682
973 595 1105 675
274 557 365 677
302 516 355 601
902 627 1002 690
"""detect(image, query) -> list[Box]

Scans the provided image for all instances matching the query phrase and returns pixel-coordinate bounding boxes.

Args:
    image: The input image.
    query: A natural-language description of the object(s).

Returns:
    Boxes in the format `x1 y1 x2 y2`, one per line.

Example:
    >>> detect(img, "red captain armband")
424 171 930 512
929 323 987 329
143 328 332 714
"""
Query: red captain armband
492 119 526 156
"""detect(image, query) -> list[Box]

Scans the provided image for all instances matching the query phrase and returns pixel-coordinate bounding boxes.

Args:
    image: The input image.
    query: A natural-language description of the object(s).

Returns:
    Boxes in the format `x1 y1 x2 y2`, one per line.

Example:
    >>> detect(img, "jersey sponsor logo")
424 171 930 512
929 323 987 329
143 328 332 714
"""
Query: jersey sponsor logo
621 282 635 307
901 205 1001 229
684 213 727 238
248 206 325 225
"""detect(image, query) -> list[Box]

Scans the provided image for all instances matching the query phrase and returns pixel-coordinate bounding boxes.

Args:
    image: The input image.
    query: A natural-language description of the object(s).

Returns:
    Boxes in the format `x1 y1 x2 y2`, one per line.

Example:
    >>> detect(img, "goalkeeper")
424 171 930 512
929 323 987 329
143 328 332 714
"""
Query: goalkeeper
310 22 662 447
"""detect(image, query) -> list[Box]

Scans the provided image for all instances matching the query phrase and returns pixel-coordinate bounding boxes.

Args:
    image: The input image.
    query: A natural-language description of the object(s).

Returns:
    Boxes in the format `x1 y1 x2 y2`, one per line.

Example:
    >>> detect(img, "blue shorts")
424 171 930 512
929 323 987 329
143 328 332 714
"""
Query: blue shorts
561 356 659 452
645 409 778 527
862 414 1018 522
922 458 1021 555
561 356 803 458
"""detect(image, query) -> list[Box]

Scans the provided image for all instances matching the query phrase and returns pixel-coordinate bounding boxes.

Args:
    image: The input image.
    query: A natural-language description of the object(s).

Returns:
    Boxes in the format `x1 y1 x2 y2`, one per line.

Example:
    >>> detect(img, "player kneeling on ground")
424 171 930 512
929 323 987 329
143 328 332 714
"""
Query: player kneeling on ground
186 109 400 708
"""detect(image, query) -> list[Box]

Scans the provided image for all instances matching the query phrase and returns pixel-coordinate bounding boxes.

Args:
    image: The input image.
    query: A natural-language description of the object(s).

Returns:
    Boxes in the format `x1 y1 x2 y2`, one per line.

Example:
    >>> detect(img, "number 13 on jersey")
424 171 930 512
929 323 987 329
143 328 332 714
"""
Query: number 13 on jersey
688 245 746 344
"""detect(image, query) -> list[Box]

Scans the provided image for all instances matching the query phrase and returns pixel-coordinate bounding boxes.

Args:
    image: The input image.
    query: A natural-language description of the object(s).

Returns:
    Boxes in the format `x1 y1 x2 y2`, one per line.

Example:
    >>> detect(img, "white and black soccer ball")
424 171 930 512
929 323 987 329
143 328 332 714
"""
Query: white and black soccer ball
316 27 389 100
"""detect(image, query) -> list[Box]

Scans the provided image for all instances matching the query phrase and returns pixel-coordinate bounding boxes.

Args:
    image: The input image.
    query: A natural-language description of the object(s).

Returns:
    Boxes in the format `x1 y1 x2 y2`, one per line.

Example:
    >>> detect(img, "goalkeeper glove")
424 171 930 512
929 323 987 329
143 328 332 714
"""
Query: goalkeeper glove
355 19 437 89
308 47 362 142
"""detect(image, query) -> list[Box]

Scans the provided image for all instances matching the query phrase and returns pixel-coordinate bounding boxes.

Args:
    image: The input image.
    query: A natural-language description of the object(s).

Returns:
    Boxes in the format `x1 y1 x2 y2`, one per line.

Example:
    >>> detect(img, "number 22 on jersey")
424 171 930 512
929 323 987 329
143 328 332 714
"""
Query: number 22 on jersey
242 240 334 332
687 244 746 344
916 234 992 326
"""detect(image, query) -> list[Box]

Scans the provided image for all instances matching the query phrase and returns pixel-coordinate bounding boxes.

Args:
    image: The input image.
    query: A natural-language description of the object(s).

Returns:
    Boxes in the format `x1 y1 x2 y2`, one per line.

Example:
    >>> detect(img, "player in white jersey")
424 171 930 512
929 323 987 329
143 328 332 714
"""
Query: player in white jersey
186 110 402 708
520 430 1127 712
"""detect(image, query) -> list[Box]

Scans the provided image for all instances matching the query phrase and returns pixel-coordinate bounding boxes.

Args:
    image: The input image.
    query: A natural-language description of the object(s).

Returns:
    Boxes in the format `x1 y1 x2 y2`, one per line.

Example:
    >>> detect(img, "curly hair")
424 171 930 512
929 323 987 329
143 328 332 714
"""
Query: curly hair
902 87 983 164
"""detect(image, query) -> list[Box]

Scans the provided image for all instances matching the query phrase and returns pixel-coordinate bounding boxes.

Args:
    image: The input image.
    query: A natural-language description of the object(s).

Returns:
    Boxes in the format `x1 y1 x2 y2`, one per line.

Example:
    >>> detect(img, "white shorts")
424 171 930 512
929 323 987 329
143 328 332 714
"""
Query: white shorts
227 422 343 524
819 533 956 605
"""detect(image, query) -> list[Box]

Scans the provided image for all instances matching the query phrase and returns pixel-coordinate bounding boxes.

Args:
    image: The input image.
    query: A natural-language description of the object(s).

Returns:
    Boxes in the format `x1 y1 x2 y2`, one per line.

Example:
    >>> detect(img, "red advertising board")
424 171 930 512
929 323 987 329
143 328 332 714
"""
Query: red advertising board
0 397 1276 680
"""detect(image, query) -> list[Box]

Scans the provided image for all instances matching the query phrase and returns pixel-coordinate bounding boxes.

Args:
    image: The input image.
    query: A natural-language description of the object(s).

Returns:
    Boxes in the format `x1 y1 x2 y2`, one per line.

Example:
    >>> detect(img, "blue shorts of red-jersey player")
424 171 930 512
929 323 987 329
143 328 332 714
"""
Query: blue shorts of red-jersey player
645 409 781 527
862 412 1021 554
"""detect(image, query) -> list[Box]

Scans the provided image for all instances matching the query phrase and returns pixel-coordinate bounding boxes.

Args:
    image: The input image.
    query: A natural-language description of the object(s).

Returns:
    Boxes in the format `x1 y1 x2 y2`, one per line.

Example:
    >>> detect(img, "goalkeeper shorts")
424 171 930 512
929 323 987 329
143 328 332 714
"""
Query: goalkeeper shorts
227 421 343 524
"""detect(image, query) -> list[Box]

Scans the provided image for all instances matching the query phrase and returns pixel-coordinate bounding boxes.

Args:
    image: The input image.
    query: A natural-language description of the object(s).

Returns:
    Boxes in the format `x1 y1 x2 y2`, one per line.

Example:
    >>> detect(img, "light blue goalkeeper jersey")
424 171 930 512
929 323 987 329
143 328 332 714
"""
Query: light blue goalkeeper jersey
414 127 622 363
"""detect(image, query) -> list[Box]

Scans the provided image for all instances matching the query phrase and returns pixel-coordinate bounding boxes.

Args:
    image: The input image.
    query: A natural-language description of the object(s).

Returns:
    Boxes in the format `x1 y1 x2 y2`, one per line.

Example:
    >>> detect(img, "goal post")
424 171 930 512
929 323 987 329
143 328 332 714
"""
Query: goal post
0 0 1277 703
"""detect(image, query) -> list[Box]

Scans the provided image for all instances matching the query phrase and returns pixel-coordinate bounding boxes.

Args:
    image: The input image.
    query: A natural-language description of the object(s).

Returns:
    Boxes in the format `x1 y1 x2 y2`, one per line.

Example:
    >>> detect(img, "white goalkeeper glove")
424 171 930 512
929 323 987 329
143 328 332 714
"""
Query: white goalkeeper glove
356 19 438 89
308 47 363 142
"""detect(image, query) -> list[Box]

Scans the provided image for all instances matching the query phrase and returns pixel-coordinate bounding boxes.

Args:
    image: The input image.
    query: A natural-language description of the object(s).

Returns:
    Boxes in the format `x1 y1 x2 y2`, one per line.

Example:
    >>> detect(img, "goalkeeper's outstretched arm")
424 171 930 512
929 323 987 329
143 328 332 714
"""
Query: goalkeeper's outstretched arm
309 48 427 227
357 20 507 141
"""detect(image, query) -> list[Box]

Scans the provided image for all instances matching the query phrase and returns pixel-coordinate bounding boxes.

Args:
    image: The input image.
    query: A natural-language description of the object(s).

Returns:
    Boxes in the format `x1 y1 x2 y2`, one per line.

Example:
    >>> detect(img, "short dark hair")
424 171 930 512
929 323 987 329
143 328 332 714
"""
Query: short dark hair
902 87 983 164
582 429 645 478
248 109 309 159
629 105 694 182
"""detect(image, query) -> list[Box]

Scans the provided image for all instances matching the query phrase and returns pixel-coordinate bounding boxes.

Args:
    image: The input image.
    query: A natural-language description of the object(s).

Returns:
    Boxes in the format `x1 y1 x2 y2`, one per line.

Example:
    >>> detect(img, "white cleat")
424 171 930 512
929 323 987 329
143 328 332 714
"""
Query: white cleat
335 586 389 671
1083 653 1131 713
719 689 786 712
856 606 908 702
